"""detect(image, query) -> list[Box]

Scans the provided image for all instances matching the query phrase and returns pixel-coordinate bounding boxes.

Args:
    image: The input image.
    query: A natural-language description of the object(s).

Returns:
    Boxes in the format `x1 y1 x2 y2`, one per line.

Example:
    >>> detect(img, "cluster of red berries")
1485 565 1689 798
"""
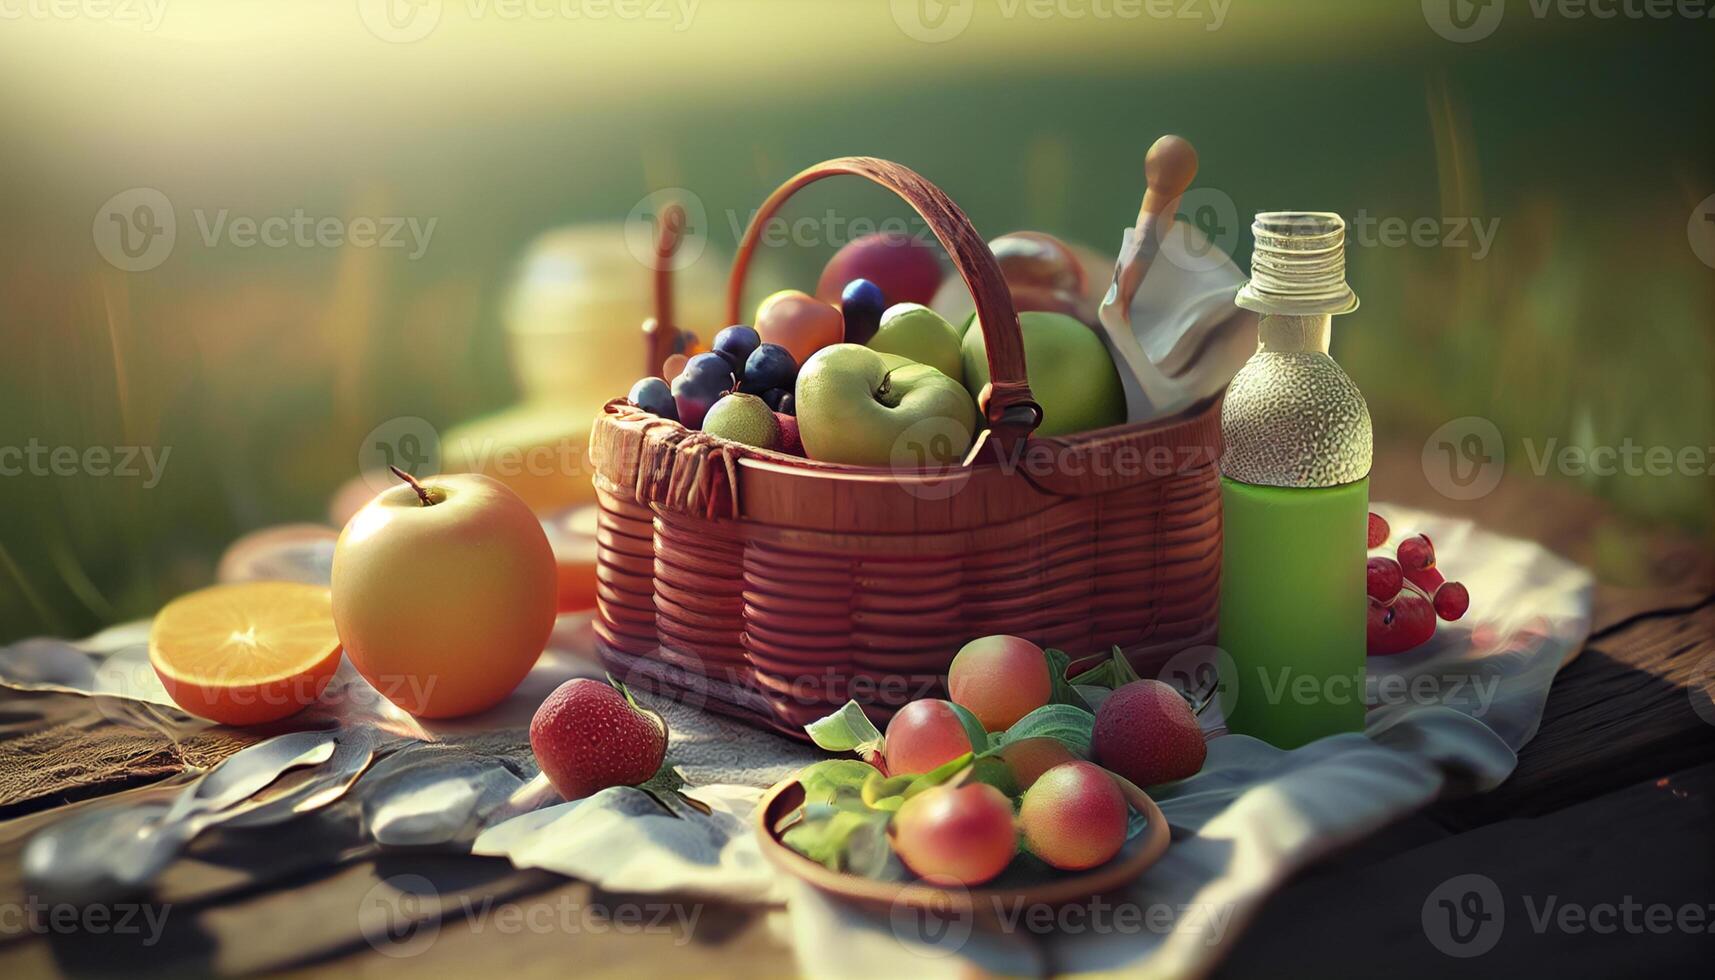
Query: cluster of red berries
1366 513 1470 656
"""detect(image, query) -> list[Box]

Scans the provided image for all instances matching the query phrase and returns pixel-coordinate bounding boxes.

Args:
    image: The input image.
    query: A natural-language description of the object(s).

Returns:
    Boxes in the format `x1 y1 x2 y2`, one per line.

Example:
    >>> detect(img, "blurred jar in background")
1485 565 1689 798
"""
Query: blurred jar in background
439 223 730 515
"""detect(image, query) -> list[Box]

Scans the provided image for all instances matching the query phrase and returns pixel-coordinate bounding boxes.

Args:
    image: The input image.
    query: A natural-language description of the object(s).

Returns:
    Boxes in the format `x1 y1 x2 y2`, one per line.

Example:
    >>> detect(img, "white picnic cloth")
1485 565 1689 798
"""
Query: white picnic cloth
0 503 1592 979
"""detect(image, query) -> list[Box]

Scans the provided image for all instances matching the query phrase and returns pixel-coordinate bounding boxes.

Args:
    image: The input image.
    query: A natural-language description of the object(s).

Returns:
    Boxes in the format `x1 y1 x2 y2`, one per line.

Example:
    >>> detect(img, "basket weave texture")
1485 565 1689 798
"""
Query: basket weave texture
590 158 1223 738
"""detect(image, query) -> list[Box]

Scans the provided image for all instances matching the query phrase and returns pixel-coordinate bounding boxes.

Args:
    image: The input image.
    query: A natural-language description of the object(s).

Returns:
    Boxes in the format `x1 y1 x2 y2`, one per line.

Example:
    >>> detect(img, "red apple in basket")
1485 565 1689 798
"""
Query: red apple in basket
816 232 944 308
332 468 556 718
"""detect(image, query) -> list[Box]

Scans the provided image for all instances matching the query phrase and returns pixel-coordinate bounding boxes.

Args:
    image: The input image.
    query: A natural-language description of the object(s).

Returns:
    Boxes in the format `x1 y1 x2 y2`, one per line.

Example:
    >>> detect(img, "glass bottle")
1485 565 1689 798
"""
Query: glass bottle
1219 213 1372 748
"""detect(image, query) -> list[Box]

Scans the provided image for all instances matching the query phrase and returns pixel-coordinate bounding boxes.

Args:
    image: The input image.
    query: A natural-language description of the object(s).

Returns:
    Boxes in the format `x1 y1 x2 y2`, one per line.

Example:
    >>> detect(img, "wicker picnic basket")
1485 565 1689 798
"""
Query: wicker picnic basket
589 157 1224 739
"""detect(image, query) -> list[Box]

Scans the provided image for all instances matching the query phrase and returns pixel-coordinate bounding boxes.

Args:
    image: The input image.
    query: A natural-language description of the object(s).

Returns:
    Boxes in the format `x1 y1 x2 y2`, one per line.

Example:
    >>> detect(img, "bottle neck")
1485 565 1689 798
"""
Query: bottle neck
1256 314 1332 355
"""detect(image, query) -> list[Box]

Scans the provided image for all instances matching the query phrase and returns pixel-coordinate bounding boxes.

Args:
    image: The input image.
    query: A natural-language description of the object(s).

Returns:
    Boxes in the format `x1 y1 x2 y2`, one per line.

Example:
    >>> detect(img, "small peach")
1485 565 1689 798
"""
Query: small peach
893 782 1017 885
947 635 1053 731
997 737 1079 791
883 699 974 776
1018 761 1129 871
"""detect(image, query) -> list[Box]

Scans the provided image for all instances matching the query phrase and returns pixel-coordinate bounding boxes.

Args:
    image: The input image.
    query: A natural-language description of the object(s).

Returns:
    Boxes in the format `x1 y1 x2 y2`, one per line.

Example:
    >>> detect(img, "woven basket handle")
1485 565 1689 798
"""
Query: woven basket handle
725 157 1043 455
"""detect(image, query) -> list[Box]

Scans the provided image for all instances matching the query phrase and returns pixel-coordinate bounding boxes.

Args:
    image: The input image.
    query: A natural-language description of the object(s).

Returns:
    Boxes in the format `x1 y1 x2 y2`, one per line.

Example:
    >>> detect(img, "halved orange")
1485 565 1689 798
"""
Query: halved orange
149 582 343 726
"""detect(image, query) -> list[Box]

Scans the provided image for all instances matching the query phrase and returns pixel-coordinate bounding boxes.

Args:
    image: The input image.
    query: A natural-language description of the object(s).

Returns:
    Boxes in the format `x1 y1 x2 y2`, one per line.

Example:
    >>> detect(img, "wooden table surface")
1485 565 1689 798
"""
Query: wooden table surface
1 448 1711 978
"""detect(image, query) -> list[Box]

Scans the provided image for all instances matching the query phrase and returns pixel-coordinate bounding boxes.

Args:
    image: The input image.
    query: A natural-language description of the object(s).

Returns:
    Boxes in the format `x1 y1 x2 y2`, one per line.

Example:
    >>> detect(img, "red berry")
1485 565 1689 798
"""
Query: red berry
1396 533 1435 570
1367 512 1390 549
1091 680 1206 786
1396 533 1445 595
1367 556 1404 601
1366 589 1438 656
530 679 668 800
1433 581 1470 621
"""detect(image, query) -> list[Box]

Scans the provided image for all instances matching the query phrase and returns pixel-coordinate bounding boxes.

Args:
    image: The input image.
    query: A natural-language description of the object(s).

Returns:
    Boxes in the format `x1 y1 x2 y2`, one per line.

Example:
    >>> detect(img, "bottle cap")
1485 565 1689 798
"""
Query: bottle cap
1235 212 1359 315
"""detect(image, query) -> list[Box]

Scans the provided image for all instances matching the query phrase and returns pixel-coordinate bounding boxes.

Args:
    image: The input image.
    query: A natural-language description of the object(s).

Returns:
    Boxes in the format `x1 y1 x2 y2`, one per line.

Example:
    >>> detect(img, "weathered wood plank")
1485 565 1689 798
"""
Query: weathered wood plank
1437 601 1715 827
1218 762 1715 979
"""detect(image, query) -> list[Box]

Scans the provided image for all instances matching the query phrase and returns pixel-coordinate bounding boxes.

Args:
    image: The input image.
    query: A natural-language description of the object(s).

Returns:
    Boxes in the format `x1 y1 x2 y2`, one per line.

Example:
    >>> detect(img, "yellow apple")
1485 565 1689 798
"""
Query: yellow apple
332 470 556 718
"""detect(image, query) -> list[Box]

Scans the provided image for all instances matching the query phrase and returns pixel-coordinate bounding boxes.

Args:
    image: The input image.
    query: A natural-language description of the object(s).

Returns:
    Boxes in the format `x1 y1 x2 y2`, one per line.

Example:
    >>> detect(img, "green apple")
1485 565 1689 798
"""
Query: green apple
702 392 780 449
866 303 964 385
796 344 978 466
961 311 1127 436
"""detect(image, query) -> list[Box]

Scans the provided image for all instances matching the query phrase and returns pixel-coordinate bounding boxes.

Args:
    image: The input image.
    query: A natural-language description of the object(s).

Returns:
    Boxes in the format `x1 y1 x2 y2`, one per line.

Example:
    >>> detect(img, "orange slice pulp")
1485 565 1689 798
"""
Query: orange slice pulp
148 582 343 726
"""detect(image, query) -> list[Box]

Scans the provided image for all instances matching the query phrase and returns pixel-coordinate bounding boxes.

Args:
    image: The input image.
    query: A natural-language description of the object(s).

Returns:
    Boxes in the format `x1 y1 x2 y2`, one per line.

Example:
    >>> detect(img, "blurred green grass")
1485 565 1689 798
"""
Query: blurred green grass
0 4 1709 642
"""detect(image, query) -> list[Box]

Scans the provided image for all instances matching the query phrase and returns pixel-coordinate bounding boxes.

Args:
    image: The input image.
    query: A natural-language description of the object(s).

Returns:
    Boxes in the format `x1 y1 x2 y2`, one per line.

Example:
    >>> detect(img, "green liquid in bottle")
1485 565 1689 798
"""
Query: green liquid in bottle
1217 211 1373 749
1219 476 1368 748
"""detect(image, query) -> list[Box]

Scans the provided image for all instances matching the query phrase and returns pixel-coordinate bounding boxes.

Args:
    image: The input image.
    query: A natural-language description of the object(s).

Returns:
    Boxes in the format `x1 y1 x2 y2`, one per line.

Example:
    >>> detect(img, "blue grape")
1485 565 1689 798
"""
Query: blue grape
628 377 677 421
840 278 887 345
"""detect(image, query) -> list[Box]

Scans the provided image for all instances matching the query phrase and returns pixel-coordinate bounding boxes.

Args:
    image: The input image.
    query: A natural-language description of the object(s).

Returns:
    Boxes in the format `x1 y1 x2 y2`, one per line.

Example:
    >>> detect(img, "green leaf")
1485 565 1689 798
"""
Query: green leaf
902 752 975 799
970 756 1018 798
1044 648 1091 710
1067 659 1115 689
804 700 885 761
782 809 890 871
800 759 882 806
637 765 710 817
993 704 1096 756
841 815 905 880
945 701 991 755
860 770 915 812
1110 646 1142 686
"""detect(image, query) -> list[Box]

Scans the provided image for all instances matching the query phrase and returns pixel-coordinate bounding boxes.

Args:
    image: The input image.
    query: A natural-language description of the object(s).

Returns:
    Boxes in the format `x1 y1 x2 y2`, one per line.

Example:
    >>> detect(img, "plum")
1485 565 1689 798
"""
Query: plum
947 635 1052 731
815 233 943 308
1018 761 1128 871
892 782 1017 885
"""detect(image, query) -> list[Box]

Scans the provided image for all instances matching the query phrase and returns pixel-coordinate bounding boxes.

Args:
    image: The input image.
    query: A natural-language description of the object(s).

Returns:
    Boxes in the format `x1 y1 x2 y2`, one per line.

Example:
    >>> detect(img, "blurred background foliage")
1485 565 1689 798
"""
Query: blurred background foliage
0 1 1709 642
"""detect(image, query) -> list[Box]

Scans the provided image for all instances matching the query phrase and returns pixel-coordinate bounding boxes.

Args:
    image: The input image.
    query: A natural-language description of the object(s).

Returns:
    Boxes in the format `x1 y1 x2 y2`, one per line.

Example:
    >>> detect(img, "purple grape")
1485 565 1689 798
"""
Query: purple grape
840 278 887 345
670 372 726 429
712 325 761 375
682 352 736 391
741 343 797 395
628 377 677 421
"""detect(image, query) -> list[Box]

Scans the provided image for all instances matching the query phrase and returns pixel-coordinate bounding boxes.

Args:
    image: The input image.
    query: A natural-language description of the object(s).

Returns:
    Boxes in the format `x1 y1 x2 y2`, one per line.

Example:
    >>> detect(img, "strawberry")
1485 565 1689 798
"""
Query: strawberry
529 677 668 800
1092 679 1207 787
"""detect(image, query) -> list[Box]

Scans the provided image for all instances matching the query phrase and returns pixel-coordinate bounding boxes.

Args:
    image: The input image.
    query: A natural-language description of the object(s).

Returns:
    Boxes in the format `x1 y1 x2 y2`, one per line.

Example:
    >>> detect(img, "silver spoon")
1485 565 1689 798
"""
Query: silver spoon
23 730 342 905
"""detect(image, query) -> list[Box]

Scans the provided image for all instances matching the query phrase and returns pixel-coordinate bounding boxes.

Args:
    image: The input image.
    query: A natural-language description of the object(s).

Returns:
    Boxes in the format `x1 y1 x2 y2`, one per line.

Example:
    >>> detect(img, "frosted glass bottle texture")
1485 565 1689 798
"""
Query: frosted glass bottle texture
1218 213 1372 749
